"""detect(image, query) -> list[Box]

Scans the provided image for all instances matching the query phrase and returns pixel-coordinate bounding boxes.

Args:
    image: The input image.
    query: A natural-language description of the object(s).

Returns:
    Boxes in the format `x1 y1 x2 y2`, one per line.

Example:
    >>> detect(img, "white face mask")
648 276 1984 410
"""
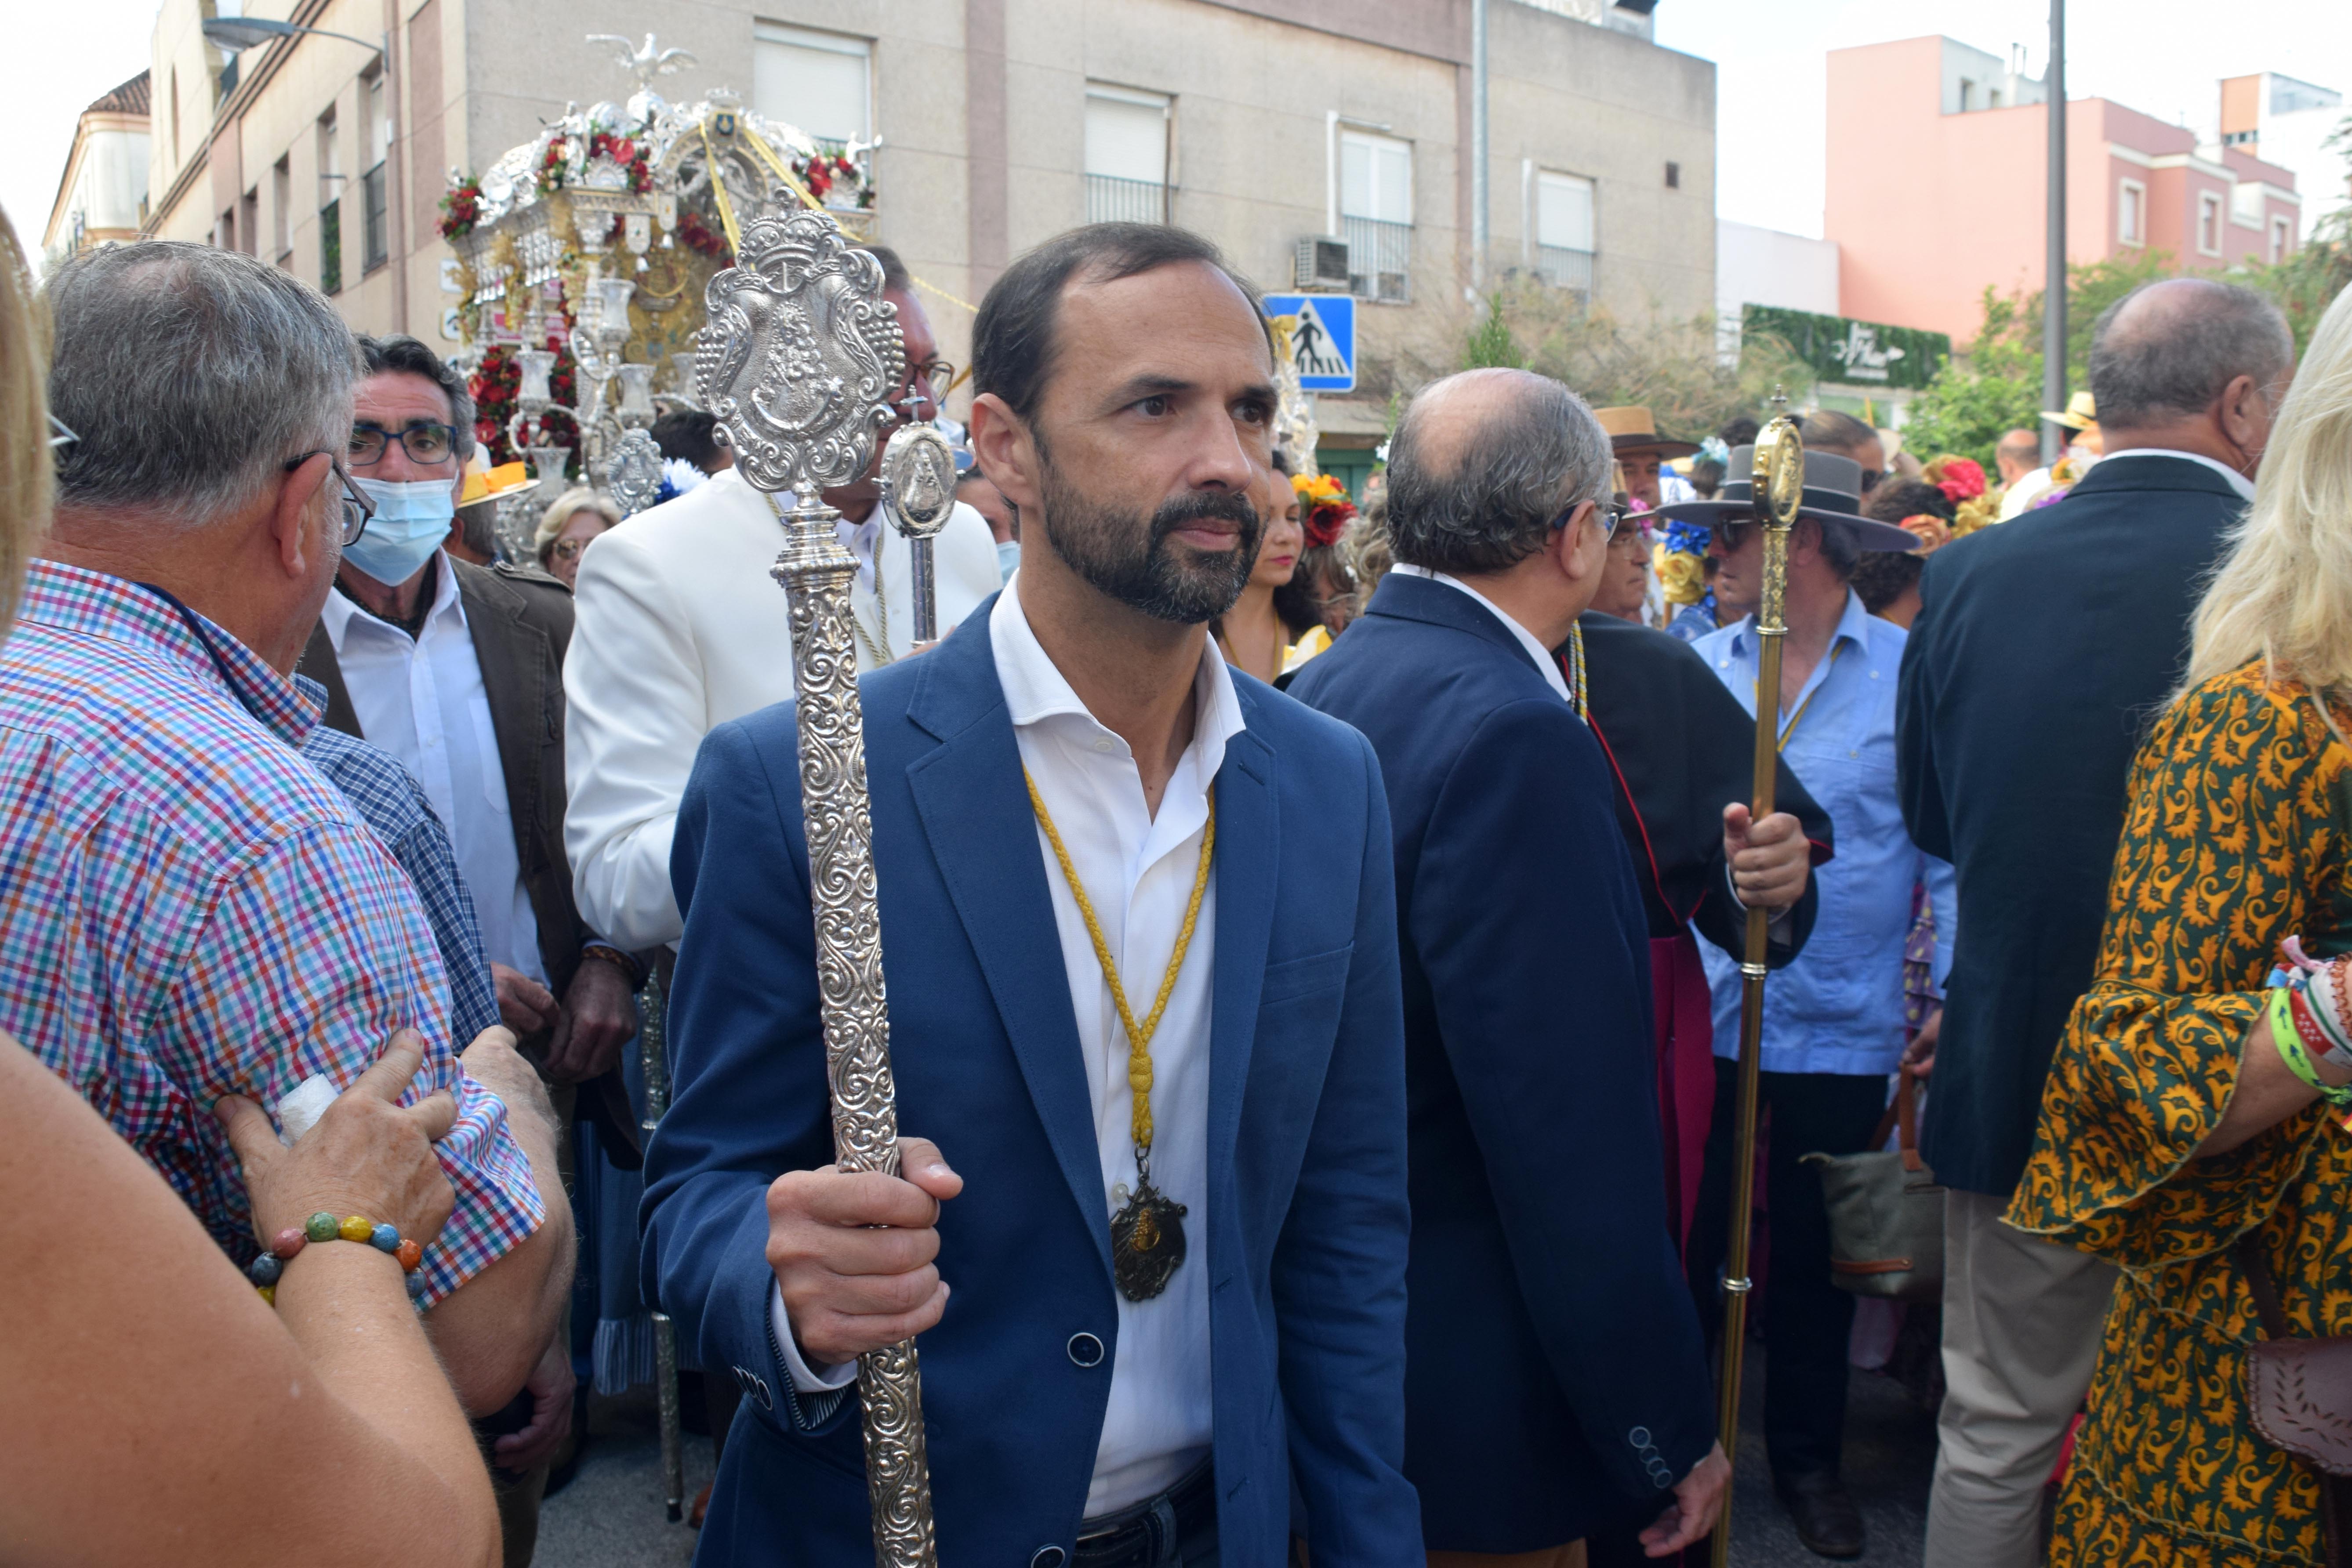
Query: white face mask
996 538 1020 584
345 477 457 584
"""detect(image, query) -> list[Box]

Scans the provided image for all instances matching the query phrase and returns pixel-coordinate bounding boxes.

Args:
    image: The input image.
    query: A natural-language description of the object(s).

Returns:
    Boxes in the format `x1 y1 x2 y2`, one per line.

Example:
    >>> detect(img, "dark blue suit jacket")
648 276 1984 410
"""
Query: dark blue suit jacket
645 595 1422 1566
1289 574 1716 1551
1898 452 2248 1196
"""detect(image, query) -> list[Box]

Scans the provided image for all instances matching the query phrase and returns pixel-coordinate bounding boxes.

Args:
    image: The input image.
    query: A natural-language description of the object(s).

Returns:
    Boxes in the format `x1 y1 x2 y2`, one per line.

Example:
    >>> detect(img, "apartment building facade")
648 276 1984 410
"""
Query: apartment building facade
138 0 1716 439
1825 36 2301 346
42 73 154 270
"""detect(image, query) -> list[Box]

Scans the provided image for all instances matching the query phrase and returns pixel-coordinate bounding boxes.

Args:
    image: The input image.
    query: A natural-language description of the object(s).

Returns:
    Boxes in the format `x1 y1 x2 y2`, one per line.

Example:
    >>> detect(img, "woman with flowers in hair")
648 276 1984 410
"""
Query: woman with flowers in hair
2009 279 2352 1566
1213 452 1361 685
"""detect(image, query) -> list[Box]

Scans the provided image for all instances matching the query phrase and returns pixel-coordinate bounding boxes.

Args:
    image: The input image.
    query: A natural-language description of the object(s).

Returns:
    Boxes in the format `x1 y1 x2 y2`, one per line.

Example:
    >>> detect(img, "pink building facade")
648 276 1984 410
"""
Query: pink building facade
1825 36 2301 347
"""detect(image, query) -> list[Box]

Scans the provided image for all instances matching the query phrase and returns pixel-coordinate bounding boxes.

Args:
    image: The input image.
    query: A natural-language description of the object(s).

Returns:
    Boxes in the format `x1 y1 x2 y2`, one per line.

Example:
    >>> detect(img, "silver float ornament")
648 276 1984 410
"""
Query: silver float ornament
604 427 667 519
878 424 957 643
695 200 938 1567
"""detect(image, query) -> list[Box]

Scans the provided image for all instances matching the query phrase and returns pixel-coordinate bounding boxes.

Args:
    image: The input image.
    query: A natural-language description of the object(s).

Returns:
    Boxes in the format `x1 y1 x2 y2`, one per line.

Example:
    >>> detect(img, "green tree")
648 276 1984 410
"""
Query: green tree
1461 290 1529 369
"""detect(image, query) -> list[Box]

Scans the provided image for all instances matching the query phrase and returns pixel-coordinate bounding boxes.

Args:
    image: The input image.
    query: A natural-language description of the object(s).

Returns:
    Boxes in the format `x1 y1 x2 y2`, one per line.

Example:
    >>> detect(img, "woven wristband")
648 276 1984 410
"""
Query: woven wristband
2299 963 2352 1067
2272 987 2352 1107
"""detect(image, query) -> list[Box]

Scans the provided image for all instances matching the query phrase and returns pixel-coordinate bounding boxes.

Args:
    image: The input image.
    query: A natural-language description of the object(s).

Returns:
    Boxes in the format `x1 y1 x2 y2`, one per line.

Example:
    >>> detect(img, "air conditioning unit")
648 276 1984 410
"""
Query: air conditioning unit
1294 236 1350 291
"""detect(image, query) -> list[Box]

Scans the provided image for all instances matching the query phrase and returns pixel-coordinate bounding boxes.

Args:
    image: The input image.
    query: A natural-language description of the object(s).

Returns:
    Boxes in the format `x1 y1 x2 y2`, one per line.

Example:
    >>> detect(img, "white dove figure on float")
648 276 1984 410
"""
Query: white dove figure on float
585 33 698 93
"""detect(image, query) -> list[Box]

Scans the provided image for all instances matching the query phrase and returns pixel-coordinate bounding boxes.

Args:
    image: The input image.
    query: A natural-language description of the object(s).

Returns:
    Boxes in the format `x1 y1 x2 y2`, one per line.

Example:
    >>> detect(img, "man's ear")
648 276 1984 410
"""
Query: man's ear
1552 500 1604 581
271 454 333 580
968 393 1043 516
2215 372 2264 455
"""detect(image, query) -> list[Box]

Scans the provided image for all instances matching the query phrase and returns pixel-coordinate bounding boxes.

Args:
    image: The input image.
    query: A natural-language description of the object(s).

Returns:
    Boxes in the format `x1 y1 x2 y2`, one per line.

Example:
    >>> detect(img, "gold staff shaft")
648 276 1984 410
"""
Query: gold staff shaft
1711 416 1802 1568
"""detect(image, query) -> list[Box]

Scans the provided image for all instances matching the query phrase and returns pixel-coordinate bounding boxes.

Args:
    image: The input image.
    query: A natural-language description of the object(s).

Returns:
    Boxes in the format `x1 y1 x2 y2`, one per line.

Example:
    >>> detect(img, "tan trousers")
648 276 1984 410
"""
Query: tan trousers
1426 1547 1585 1568
1924 1187 2118 1568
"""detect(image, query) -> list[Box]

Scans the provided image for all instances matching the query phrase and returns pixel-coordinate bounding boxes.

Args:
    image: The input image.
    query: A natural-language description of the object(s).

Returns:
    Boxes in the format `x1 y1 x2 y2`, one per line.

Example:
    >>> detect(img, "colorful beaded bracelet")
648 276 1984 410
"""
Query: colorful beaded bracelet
2269 986 2352 1108
245 1211 427 1307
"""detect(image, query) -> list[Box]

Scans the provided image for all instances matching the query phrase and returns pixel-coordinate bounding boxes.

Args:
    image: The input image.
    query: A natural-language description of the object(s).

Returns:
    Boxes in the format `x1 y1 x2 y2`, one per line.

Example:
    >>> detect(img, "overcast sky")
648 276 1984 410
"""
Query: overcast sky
8 0 2349 264
1656 0 2352 238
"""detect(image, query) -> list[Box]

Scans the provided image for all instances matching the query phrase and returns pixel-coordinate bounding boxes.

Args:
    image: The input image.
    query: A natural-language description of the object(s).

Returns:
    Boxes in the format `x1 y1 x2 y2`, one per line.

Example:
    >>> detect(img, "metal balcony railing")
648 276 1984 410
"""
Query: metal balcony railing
1085 173 1170 225
1343 216 1412 302
1533 243 1593 298
319 200 342 295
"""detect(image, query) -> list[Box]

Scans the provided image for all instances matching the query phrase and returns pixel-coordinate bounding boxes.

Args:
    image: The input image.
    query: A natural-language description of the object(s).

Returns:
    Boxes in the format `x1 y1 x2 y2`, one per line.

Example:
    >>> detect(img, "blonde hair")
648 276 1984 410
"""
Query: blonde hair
0 211 52 639
2183 282 2352 702
533 485 621 558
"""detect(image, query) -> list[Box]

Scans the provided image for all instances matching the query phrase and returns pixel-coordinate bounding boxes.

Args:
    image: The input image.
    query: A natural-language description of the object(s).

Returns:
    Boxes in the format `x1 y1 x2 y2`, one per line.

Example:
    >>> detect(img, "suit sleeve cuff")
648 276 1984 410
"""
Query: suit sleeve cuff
769 1279 860 1394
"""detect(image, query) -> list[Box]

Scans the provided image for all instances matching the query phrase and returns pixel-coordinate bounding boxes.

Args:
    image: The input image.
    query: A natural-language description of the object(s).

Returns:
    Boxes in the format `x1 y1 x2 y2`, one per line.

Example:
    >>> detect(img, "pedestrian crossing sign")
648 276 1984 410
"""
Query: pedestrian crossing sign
1262 294 1355 393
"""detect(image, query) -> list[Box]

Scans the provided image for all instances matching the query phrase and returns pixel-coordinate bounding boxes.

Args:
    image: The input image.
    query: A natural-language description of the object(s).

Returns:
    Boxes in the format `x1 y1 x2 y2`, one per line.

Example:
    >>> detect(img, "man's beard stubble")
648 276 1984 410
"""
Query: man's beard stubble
1034 450 1264 625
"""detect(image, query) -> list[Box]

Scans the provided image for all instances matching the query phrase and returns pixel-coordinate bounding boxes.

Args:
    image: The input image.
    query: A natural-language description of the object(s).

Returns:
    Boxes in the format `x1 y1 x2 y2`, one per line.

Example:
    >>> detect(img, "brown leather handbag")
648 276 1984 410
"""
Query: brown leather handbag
2239 1236 2352 1566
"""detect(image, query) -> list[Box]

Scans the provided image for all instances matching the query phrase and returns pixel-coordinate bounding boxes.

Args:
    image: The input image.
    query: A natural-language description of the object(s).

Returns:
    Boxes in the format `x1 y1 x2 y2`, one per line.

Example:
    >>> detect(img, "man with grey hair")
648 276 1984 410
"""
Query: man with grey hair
1898 276 2294 1568
0 242 570 1452
1291 367 1730 1561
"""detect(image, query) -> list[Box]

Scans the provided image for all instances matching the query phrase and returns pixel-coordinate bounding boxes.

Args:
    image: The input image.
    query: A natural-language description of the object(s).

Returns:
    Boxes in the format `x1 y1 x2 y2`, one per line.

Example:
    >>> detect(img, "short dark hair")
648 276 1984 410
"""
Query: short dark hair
652 408 724 470
1799 410 1878 457
857 244 913 294
357 334 477 463
972 223 1272 428
1851 549 1923 614
1862 478 1955 526
1384 371 1612 576
2088 277 2293 429
1717 415 1761 448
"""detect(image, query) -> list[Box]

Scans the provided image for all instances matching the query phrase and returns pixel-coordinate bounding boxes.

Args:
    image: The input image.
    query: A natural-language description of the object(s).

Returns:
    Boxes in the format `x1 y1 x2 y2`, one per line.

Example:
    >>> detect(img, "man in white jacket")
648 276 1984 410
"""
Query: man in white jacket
564 244 1003 951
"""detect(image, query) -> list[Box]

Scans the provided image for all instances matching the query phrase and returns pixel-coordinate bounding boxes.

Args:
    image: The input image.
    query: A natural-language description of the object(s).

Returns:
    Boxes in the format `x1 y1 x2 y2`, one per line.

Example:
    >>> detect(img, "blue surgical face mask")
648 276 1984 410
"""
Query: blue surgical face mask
345 476 457 584
996 539 1021 584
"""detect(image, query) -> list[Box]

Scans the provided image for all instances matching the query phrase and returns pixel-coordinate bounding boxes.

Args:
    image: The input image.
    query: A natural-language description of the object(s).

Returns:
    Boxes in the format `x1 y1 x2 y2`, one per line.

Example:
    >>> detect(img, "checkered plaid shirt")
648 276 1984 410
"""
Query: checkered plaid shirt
0 561 544 1302
299 715 504 1044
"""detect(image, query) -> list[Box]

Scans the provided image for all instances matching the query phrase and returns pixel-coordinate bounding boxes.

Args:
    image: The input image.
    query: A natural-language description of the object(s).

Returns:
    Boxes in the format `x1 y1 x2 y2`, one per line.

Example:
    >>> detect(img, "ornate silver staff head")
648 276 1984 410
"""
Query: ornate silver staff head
878 425 957 542
693 201 905 499
604 426 667 519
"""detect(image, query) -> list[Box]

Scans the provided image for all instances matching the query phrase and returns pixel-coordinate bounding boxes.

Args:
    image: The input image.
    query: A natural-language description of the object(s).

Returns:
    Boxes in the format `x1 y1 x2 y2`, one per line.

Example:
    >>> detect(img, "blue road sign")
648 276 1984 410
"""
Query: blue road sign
1262 293 1355 393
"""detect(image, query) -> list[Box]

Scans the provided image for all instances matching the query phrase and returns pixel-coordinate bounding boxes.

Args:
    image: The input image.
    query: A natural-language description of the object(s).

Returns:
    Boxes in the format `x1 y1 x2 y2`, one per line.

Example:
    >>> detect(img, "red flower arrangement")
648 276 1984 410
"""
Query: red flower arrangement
586 130 654 194
438 175 483 240
676 208 732 262
534 139 569 197
1291 473 1359 549
1929 455 1987 504
792 151 871 210
469 341 580 468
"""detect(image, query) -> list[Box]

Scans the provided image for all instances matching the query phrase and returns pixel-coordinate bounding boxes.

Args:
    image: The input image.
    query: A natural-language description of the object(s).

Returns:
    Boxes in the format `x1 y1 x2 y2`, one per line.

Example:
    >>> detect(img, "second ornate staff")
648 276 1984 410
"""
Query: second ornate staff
1711 408 1806 1568
696 199 938 1568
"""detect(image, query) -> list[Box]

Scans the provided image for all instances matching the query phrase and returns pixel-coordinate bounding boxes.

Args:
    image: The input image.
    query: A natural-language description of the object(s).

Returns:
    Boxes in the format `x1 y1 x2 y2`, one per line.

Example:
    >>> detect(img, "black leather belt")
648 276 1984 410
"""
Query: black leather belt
1073 1461 1215 1567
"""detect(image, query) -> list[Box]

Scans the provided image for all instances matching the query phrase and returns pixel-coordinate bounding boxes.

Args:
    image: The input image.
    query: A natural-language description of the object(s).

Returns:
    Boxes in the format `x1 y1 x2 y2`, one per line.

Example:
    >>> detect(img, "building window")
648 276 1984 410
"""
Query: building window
1085 85 1171 225
240 189 260 257
272 156 292 264
318 107 342 294
1531 171 1595 297
1338 129 1412 302
1989 88 2004 108
1959 78 1976 111
2196 191 2222 257
2118 178 2145 247
2273 215 2293 263
753 22 870 146
361 73 389 273
1664 161 1680 189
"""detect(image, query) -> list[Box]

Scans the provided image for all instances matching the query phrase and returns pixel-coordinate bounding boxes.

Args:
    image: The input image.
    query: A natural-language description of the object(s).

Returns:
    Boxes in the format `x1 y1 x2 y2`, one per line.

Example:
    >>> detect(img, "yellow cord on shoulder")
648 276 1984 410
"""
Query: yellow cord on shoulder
1024 769 1215 1154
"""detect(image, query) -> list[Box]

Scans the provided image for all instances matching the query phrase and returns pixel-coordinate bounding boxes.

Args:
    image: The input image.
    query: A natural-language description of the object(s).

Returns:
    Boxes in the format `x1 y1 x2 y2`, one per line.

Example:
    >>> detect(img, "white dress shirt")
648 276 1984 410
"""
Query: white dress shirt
769 576 1240 1518
563 466 1004 950
1390 564 1573 704
2098 447 2258 501
319 561 545 982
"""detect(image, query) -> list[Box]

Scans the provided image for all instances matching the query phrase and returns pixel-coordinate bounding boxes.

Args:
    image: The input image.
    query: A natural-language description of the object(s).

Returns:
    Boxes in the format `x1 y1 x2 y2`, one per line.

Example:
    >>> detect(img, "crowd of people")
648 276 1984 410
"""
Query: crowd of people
0 192 2340 1568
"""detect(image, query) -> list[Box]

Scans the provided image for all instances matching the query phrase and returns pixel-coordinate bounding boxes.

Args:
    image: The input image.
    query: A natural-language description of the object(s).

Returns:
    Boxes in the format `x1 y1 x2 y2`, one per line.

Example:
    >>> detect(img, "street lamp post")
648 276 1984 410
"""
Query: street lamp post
2042 0 2068 465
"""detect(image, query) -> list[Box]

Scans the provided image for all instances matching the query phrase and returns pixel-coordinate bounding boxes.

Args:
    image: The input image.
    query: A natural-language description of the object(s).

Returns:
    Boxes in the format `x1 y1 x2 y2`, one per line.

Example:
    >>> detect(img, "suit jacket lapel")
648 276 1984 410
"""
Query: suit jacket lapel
455 564 555 875
903 610 1114 1280
1207 701 1277 1191
294 621 363 737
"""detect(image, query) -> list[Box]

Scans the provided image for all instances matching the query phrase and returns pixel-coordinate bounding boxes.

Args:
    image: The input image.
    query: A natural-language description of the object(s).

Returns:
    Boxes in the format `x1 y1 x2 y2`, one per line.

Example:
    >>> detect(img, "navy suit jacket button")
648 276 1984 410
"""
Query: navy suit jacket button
1066 1332 1105 1368
1030 1547 1067 1568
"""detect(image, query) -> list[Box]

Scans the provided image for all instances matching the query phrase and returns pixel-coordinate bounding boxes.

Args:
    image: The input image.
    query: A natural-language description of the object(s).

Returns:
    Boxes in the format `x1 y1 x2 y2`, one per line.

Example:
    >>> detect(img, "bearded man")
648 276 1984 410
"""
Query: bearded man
643 223 1421 1564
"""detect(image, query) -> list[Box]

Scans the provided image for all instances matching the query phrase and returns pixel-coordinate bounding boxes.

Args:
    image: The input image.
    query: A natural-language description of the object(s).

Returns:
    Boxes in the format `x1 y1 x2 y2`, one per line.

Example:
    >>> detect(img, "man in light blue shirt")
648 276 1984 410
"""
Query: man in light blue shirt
1663 447 1956 1559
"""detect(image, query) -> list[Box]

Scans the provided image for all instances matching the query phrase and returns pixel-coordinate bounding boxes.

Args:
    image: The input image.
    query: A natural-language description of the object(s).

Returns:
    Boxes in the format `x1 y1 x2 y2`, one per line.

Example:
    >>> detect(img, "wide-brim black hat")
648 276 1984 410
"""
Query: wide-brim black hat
1652 446 1922 552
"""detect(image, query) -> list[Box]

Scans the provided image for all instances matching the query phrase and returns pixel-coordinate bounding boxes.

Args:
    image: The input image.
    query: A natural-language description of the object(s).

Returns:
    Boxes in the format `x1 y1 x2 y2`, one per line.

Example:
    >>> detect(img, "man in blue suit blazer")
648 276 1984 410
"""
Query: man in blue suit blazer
644 223 1420 1566
1291 369 1726 1559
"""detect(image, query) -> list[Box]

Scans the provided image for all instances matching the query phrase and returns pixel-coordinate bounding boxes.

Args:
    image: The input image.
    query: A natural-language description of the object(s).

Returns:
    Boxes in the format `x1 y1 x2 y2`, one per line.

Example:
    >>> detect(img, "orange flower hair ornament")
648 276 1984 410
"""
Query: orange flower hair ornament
1291 472 1359 550
1899 515 1953 556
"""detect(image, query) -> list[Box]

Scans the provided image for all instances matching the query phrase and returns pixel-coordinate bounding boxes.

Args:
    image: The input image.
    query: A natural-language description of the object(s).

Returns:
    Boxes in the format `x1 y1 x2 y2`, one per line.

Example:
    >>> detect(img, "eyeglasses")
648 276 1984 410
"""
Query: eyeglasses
1710 521 1755 554
349 421 460 467
1550 499 1620 539
1858 468 1884 492
284 450 376 546
47 413 80 452
893 360 958 417
550 537 593 561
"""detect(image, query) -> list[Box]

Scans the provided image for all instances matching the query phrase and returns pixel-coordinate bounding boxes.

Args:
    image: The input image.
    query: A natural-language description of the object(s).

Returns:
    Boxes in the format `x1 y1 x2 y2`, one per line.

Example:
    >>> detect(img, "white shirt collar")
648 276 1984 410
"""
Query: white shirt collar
989 574 1246 787
2097 447 2258 501
1389 564 1573 704
318 552 466 651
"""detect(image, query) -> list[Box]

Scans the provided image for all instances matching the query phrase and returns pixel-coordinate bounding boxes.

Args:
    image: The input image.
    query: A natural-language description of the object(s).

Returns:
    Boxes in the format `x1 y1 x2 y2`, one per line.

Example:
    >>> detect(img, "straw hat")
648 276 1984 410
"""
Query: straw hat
1592 405 1700 459
2040 391 2098 431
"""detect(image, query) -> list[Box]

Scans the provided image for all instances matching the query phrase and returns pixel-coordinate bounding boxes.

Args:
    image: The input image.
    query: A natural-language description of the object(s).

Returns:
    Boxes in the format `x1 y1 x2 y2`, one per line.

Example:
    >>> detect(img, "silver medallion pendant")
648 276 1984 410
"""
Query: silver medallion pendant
1111 1181 1189 1303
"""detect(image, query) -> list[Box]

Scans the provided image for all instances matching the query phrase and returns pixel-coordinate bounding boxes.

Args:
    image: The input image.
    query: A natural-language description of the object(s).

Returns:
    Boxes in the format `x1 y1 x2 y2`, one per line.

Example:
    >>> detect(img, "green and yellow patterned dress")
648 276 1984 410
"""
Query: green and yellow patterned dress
2010 661 2352 1568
